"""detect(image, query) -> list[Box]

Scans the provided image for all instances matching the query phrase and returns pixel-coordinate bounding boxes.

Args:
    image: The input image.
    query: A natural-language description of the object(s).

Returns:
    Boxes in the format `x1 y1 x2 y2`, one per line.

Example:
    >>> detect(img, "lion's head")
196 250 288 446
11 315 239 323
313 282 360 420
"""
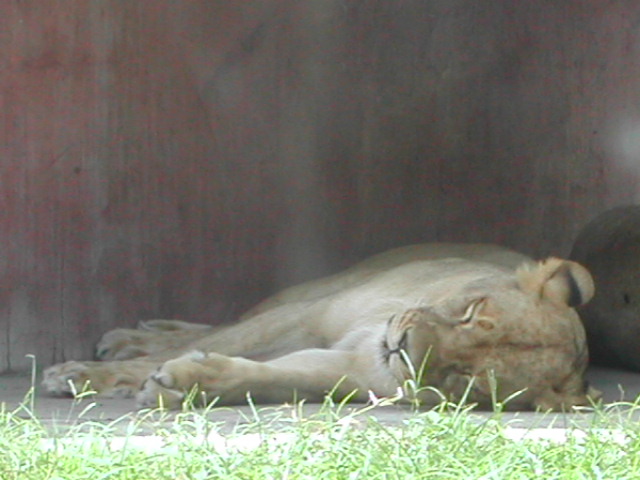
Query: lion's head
383 258 600 411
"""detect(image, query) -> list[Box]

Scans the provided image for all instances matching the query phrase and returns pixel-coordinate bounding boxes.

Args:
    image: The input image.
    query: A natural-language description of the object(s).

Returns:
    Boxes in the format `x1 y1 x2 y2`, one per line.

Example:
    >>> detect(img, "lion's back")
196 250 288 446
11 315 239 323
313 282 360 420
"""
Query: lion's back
243 243 531 318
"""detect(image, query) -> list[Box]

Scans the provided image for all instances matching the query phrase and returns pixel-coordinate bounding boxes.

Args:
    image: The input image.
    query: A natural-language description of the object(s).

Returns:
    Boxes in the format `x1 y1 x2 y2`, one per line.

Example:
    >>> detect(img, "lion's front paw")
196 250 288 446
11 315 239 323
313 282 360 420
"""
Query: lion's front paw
135 351 240 409
42 361 93 397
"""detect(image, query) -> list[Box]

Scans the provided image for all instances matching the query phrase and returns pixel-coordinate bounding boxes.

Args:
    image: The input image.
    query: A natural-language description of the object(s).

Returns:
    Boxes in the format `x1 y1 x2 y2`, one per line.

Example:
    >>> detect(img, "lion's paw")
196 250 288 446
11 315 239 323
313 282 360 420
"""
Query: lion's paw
42 361 93 397
42 360 147 398
95 329 157 361
96 321 213 361
135 351 239 409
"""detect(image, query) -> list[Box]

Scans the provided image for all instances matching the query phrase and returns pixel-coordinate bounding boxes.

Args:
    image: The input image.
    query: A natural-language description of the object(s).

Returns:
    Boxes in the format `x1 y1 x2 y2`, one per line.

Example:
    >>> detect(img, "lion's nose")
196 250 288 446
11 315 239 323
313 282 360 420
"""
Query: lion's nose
135 395 153 409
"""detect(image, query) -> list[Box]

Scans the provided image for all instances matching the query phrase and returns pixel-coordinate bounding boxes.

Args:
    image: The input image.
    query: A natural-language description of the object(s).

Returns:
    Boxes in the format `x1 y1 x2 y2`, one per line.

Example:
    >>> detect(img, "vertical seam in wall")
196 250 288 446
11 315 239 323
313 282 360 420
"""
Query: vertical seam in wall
59 249 66 362
5 315 11 371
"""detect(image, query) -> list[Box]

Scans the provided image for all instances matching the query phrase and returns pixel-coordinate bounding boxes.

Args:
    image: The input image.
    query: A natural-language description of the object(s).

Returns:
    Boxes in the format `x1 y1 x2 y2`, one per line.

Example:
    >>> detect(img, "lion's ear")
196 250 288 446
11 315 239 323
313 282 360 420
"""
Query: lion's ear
517 258 594 307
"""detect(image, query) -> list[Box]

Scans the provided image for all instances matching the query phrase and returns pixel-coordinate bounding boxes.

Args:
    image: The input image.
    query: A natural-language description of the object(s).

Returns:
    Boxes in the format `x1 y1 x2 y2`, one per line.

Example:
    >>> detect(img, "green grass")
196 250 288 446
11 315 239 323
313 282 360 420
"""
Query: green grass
3 390 640 480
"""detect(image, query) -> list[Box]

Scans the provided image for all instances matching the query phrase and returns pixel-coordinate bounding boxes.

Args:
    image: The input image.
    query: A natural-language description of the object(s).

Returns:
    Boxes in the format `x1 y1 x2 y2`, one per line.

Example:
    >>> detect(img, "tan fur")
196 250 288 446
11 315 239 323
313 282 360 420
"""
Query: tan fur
95 321 216 361
42 243 599 411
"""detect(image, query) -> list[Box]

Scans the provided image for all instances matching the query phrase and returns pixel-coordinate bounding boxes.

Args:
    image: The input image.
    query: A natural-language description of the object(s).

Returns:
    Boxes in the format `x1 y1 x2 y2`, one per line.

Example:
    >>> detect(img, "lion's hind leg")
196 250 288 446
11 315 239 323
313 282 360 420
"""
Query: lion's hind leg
95 320 214 361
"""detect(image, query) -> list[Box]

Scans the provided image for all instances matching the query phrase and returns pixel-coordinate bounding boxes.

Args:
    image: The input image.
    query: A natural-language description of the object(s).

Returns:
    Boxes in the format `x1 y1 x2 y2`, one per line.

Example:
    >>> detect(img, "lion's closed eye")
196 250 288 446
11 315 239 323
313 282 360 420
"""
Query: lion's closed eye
150 371 174 389
458 298 489 327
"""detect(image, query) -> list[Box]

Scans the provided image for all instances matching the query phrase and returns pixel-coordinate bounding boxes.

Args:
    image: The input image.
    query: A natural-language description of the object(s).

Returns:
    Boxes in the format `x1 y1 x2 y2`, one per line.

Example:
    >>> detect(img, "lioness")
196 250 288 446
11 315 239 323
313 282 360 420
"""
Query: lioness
42 243 599 411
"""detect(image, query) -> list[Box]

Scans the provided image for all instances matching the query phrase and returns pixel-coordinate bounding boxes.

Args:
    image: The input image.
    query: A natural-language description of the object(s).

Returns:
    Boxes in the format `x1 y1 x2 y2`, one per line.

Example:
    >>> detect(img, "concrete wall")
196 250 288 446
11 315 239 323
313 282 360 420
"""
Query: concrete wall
1 0 640 370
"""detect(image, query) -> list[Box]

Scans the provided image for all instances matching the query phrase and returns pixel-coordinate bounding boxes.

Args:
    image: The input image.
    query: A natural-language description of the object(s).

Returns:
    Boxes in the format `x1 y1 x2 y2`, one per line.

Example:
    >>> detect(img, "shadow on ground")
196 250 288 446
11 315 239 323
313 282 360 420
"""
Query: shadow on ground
1 366 639 435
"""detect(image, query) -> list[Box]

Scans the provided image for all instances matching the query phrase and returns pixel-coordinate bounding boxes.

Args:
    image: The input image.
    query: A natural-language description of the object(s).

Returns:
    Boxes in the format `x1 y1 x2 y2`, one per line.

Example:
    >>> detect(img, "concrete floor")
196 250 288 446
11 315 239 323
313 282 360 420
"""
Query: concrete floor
2 366 640 436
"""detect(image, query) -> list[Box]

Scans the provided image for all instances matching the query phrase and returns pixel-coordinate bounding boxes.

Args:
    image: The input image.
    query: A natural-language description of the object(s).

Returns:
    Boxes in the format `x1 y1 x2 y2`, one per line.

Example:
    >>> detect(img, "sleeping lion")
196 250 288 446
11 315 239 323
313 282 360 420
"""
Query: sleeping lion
42 243 600 411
